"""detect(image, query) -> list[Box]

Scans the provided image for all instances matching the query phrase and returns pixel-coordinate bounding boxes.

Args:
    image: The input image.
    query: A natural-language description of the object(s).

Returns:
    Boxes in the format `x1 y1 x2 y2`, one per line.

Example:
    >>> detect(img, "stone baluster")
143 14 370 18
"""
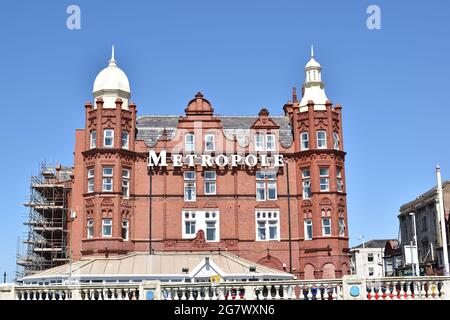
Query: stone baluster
391 282 399 300
211 287 218 300
405 281 413 300
307 285 313 300
428 281 436 300
218 287 226 300
273 285 280 300
283 285 290 300
420 281 427 299
398 281 405 300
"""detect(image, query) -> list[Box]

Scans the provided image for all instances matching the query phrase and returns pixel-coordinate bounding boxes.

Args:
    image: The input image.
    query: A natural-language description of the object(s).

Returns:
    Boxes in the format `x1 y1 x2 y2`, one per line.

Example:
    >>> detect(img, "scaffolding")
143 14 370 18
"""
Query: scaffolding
16 162 73 278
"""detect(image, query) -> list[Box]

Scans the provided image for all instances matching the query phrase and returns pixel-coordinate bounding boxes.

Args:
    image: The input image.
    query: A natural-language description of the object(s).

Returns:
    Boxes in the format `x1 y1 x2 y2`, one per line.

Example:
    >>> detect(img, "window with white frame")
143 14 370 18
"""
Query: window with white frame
184 171 196 201
300 132 309 151
319 168 330 192
205 211 218 241
87 219 94 238
104 129 114 148
304 219 313 240
205 134 215 152
87 168 95 193
256 211 280 241
122 219 129 241
255 134 276 152
333 132 340 150
102 218 112 237
322 218 331 236
102 167 113 192
204 171 216 195
266 134 275 151
255 134 265 151
317 130 327 149
122 169 130 198
337 168 343 192
339 218 346 237
90 130 96 149
122 131 129 149
185 133 195 152
302 169 311 199
256 171 277 201
182 211 219 241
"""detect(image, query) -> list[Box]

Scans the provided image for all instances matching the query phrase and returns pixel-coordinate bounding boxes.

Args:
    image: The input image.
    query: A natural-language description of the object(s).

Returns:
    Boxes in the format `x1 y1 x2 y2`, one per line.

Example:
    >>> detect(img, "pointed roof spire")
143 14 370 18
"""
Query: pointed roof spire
311 44 314 58
109 45 117 67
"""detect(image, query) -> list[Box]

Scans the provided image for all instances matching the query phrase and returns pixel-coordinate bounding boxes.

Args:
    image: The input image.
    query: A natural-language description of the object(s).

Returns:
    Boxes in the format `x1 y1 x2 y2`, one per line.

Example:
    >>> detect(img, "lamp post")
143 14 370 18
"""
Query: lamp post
358 235 365 277
409 212 420 276
68 210 76 284
436 165 450 276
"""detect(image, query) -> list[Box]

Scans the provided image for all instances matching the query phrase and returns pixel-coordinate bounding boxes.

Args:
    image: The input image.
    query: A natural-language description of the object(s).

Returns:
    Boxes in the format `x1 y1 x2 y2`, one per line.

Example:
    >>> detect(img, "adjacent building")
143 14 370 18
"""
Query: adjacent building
350 239 394 278
398 181 450 275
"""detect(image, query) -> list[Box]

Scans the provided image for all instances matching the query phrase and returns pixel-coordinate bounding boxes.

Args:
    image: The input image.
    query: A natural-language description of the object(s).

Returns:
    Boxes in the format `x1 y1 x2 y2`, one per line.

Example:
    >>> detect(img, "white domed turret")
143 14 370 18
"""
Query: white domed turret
299 46 328 112
93 46 130 109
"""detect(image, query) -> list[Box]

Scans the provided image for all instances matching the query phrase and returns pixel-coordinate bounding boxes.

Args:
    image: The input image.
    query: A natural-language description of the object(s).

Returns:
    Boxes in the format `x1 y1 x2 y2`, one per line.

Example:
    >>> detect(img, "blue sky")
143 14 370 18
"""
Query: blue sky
1 0 450 281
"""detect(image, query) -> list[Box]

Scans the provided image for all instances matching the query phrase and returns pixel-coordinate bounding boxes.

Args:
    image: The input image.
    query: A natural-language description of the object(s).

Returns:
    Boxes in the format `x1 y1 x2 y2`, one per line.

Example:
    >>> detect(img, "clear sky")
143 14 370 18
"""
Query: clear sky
1 0 449 281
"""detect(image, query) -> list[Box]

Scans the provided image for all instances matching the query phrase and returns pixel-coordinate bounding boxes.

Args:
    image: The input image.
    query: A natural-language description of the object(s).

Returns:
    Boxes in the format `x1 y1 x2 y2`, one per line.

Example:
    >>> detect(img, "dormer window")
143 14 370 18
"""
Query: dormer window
255 134 276 152
205 134 215 152
185 133 195 152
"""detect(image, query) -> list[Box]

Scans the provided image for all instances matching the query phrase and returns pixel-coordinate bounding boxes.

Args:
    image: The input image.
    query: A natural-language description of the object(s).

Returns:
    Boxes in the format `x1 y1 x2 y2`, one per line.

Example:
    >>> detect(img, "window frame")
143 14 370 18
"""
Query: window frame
90 130 97 149
185 133 195 152
302 169 311 199
304 219 313 240
87 219 94 239
204 134 215 152
255 134 265 151
333 132 340 150
300 132 309 151
102 167 114 192
317 130 327 149
255 211 280 241
322 217 331 236
103 129 114 148
102 218 112 237
319 167 330 192
121 219 129 241
204 171 216 195
87 168 95 193
122 131 129 149
122 168 130 198
266 134 276 152
339 217 346 237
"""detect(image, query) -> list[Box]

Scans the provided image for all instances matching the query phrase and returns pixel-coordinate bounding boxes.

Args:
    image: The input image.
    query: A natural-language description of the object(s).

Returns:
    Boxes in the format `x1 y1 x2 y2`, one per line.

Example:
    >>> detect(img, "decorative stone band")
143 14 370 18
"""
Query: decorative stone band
148 151 284 168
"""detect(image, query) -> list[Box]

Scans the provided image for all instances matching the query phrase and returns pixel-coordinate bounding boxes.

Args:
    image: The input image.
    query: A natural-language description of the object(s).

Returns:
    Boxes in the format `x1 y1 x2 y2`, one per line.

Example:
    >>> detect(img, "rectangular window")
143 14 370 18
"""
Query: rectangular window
121 219 129 241
206 221 216 241
204 171 216 195
90 131 96 149
256 211 280 241
102 167 113 192
122 169 130 198
339 218 346 237
102 219 112 237
319 168 330 192
255 134 265 151
304 219 313 240
333 132 340 150
300 132 309 151
122 131 129 149
256 171 277 201
337 168 343 192
302 169 311 199
368 253 374 262
205 134 215 152
266 134 275 151
317 130 327 149
322 218 331 236
182 211 219 241
368 267 374 277
87 168 95 193
184 171 196 201
87 219 94 239
185 133 195 152
104 129 114 148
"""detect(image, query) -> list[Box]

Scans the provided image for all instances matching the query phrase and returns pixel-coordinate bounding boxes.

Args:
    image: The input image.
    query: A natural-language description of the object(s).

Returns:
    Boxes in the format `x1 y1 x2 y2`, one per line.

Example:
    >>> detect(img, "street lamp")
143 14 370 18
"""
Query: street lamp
409 212 420 276
358 235 365 277
68 210 77 284
436 165 450 276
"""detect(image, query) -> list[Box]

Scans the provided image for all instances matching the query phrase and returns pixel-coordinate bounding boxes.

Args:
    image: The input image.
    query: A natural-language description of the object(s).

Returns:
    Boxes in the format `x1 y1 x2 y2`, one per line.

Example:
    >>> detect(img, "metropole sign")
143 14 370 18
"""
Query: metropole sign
148 150 284 168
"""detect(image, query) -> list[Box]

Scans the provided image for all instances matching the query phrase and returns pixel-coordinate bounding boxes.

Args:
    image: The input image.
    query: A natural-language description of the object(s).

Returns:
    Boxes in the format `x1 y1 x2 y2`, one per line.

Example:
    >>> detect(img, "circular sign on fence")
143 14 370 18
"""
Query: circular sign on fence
146 290 154 300
349 286 360 297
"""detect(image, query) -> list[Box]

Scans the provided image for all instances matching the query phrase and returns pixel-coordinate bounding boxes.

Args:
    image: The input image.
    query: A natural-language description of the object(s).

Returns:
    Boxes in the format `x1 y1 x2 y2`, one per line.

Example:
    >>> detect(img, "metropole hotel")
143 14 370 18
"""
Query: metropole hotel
19 48 350 284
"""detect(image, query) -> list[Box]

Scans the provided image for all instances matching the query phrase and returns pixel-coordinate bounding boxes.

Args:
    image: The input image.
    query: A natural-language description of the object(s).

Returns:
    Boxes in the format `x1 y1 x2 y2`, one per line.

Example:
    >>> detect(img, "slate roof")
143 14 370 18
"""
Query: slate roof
136 115 293 148
352 239 395 249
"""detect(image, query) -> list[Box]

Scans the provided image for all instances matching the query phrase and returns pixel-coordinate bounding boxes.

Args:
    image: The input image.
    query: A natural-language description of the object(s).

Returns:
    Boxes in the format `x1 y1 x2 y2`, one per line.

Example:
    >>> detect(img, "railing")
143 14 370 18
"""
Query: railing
2 276 450 300
366 276 447 300
160 280 343 300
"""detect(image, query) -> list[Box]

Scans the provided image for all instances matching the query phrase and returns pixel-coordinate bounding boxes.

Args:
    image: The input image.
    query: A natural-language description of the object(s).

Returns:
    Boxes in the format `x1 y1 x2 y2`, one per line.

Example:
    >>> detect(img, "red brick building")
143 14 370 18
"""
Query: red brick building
69 47 350 279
